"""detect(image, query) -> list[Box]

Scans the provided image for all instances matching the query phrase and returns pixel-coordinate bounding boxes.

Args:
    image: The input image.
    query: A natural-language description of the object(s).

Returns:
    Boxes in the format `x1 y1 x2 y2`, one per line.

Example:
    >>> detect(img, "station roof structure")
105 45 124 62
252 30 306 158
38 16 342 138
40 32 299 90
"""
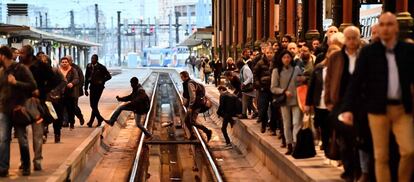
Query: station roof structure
179 27 213 47
0 23 101 47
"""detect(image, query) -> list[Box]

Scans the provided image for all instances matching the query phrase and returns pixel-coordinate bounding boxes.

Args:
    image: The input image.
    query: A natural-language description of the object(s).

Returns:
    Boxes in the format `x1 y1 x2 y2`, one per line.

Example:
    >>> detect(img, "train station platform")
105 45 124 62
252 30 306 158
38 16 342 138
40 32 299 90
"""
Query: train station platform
198 81 345 181
3 69 152 181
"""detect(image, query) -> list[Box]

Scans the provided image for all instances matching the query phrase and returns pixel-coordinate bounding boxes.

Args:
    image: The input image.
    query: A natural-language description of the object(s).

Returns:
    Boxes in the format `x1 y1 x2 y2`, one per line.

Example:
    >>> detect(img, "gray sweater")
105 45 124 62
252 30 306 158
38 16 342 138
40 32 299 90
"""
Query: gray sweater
270 66 302 106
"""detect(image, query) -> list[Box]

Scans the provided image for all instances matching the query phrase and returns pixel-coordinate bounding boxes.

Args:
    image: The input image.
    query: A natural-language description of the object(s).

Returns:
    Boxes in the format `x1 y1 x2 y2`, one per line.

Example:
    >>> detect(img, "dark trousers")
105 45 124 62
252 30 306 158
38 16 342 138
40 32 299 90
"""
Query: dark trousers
52 101 63 135
73 98 84 122
314 108 330 150
62 96 76 125
185 109 210 138
270 103 282 131
89 86 105 123
221 116 233 144
214 72 221 87
258 90 274 130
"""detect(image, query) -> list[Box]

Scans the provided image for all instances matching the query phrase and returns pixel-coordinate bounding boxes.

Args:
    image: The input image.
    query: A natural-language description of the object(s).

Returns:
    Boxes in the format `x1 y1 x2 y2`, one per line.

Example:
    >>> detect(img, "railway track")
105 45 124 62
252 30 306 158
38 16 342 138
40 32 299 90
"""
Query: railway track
129 72 223 182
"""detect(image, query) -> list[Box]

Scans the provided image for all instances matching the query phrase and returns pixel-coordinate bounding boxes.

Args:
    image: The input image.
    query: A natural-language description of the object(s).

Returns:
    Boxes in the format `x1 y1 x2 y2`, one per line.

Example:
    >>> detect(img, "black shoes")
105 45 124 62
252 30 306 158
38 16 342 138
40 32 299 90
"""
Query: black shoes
69 123 75 130
206 130 212 142
79 117 85 126
62 122 69 127
87 121 93 128
251 113 259 118
55 134 61 143
22 168 30 176
42 135 47 144
0 169 8 177
34 163 42 171
285 144 293 155
96 121 102 127
103 119 114 126
261 127 266 133
239 114 248 119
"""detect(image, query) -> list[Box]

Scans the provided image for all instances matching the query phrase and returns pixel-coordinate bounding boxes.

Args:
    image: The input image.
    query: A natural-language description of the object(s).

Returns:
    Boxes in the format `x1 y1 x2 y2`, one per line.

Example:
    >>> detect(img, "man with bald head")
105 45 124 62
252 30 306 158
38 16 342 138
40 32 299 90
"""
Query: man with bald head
325 25 361 181
342 12 414 182
314 26 339 65
370 23 379 42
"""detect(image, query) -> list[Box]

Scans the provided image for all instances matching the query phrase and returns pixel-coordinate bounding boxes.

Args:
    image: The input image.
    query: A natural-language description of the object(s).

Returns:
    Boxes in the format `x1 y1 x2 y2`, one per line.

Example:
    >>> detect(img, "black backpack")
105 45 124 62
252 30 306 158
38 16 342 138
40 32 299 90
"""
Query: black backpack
189 80 211 113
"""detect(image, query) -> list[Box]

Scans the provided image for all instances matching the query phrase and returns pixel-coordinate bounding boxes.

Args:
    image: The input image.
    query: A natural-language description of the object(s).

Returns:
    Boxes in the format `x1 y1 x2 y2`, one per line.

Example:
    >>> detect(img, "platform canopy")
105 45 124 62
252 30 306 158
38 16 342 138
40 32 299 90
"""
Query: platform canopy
0 23 101 47
178 27 212 47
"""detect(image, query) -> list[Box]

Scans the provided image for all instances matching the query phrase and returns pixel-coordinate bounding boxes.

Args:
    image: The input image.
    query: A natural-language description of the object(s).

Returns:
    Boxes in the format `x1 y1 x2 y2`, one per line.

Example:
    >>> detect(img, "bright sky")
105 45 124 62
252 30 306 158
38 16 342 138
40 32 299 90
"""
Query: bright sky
2 0 158 27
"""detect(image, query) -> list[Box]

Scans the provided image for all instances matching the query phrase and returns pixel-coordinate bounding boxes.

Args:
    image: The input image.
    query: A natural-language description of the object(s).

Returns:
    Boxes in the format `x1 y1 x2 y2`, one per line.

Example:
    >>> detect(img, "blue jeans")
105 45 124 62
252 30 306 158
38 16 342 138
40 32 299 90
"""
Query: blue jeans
14 125 31 170
0 113 12 171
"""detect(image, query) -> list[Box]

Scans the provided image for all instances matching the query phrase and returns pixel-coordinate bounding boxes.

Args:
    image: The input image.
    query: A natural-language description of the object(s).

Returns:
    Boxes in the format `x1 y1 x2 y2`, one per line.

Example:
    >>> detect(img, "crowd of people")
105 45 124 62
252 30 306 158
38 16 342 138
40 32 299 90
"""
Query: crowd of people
0 44 116 177
194 12 413 182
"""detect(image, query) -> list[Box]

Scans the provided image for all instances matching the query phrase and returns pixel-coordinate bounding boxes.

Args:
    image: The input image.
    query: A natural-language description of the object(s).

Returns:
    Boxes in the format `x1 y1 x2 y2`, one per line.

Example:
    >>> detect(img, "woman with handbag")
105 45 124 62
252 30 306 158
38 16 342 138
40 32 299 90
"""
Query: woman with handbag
59 57 79 129
270 50 303 155
237 59 258 119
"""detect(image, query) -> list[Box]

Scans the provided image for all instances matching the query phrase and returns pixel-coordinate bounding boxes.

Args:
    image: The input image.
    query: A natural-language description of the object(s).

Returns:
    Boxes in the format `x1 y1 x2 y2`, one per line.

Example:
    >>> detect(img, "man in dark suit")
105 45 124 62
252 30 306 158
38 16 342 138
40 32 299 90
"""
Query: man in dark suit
341 12 414 182
84 54 112 127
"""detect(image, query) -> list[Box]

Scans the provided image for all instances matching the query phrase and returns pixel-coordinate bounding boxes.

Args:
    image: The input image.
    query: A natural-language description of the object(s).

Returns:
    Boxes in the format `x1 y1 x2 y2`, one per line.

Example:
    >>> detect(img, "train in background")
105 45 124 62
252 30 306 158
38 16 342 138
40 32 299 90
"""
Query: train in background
141 46 189 67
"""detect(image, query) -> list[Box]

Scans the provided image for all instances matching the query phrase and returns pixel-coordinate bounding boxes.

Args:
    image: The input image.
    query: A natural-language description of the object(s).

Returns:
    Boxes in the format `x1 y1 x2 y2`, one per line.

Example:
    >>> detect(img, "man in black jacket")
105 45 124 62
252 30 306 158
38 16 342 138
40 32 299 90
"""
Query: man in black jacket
217 86 238 147
20 45 59 172
85 54 112 127
341 13 414 182
105 77 151 136
0 46 37 177
253 46 276 134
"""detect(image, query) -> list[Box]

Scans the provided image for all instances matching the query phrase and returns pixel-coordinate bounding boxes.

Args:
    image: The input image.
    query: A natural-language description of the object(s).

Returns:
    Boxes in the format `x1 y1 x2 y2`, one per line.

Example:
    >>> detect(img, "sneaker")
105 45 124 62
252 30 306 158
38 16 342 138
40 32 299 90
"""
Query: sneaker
161 122 173 127
271 131 277 136
206 130 212 142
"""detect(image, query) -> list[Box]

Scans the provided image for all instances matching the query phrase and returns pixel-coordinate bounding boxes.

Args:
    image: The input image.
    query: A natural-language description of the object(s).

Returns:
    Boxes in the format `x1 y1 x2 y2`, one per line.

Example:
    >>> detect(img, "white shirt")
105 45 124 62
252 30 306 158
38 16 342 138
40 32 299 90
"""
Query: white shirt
317 67 328 109
345 50 357 74
385 48 402 100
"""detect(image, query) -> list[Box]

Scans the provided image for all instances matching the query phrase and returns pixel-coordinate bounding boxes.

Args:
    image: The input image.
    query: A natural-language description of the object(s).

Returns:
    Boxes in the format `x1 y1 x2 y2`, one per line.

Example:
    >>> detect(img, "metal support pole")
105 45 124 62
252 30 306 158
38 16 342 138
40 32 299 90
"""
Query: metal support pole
117 11 121 66
140 19 144 53
95 4 100 55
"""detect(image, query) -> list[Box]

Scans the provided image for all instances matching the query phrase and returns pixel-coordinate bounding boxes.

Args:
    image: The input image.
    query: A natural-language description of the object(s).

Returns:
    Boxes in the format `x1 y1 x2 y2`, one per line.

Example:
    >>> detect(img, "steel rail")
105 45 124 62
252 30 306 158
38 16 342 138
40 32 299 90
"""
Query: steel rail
129 73 159 182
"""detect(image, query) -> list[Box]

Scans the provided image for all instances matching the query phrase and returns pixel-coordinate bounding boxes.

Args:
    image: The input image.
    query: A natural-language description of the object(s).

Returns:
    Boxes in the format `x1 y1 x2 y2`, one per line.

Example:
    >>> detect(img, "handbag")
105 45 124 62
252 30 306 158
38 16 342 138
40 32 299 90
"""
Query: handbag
272 68 295 106
292 113 316 159
240 68 254 93
241 83 254 93
12 97 44 126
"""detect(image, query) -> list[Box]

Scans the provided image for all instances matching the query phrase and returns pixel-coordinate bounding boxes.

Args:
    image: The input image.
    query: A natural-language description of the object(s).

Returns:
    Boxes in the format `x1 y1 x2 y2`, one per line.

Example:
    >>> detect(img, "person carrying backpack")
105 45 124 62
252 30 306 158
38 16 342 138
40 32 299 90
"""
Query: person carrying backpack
104 77 152 137
217 86 241 148
180 71 212 141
